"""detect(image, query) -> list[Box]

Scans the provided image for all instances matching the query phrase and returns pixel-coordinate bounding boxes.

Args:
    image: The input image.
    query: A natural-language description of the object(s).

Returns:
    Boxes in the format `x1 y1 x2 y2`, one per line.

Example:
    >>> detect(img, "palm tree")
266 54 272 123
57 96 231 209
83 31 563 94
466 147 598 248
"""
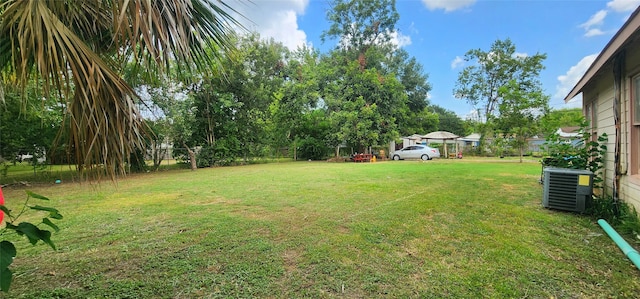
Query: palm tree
0 0 240 178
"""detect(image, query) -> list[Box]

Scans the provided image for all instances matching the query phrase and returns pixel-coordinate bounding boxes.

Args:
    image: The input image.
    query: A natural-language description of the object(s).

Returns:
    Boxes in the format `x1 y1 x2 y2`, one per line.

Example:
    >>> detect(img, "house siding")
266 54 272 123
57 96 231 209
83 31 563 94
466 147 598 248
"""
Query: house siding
583 38 640 211
584 77 615 195
622 41 640 210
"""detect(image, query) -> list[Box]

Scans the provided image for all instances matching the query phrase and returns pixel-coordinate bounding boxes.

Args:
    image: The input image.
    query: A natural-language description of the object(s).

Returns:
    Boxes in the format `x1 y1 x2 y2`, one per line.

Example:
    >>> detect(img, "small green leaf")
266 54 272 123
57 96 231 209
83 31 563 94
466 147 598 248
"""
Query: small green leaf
0 266 12 292
37 230 56 250
15 222 42 245
0 205 11 217
30 205 63 219
30 205 58 213
0 241 16 269
49 212 63 220
42 218 60 232
25 191 50 201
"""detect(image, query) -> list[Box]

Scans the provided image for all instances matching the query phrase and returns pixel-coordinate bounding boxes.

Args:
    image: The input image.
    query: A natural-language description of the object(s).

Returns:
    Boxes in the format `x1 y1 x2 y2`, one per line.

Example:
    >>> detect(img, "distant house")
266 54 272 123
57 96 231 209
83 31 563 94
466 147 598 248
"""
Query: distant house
459 133 481 148
555 126 581 139
401 134 426 148
564 6 640 210
526 137 546 153
545 127 582 148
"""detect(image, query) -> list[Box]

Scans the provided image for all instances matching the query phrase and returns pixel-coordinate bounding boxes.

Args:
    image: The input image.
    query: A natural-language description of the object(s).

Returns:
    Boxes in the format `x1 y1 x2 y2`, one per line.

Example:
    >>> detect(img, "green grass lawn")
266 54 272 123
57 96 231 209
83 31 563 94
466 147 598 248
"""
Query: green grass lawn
2 159 640 298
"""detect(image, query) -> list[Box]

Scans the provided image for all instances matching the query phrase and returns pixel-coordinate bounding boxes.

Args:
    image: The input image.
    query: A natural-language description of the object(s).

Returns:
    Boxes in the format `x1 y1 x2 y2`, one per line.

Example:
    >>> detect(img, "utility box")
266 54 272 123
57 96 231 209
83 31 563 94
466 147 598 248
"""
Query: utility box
542 167 593 213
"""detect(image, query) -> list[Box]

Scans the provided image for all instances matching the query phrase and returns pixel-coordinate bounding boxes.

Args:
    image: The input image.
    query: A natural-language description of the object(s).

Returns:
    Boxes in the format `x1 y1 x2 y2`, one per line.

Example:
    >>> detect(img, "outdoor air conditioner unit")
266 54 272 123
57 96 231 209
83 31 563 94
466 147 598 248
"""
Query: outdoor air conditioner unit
542 167 593 213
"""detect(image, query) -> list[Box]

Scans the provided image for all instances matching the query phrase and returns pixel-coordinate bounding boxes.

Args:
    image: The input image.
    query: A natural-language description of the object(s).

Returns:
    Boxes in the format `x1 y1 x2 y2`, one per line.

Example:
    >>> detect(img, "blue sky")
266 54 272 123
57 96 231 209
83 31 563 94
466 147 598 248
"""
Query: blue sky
233 0 640 117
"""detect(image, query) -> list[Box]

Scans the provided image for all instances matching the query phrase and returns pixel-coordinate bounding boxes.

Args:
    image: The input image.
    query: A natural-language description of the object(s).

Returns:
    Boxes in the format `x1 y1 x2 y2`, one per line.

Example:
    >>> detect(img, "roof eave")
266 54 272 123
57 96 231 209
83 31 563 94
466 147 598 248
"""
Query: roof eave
564 6 640 103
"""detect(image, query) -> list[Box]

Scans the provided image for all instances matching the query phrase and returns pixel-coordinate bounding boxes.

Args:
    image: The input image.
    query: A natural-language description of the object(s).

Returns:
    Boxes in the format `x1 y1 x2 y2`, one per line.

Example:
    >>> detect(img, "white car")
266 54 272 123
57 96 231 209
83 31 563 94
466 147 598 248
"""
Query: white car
392 145 440 161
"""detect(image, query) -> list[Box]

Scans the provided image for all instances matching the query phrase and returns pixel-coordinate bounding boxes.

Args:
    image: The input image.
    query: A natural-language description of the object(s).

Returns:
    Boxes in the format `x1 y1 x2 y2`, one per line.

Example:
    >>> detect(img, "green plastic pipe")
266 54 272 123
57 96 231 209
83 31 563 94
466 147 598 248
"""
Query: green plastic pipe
598 219 640 270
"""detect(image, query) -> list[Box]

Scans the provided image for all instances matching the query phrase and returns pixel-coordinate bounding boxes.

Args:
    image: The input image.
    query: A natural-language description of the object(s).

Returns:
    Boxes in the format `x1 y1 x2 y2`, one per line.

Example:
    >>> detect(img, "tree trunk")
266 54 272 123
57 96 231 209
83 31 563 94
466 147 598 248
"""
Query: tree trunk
293 140 297 161
183 142 197 171
189 150 197 170
152 140 166 171
519 144 523 163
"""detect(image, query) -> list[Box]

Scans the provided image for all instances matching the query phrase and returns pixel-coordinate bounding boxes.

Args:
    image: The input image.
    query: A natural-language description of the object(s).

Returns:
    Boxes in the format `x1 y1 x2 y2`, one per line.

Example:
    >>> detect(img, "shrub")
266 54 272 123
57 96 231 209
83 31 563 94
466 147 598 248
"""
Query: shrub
0 190 62 292
589 195 640 238
128 148 147 173
296 137 330 161
196 145 216 168
542 122 607 189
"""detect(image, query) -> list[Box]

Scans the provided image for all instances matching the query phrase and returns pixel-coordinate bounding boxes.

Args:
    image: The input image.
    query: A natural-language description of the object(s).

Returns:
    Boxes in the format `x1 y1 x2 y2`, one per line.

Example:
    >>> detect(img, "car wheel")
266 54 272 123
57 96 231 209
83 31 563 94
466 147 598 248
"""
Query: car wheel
421 154 429 161
393 155 400 161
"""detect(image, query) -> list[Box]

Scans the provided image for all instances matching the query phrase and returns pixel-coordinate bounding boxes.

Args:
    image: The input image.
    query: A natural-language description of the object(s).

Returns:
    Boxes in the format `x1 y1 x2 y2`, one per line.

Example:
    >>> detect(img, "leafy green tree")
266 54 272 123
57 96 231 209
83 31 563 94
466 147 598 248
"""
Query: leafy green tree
322 0 399 63
233 36 289 162
321 57 406 154
143 83 199 170
187 35 288 165
453 38 546 153
321 0 421 154
0 0 239 179
387 50 431 111
429 105 465 136
539 108 583 136
495 79 549 162
269 46 322 160
144 119 171 171
386 50 436 135
0 84 61 165
296 110 332 160
398 107 439 136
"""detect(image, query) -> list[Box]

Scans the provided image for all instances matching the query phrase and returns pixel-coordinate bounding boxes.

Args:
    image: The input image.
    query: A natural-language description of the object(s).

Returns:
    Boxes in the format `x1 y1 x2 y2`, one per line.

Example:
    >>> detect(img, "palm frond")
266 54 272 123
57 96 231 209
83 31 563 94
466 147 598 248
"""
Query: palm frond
1 0 145 179
0 0 242 179
112 0 241 77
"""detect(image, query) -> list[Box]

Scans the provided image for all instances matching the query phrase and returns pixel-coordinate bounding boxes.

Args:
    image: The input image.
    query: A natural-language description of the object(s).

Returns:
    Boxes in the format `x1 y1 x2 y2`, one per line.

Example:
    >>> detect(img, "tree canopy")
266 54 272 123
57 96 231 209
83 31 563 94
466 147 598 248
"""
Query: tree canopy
2 0 530 170
453 38 546 122
453 38 548 153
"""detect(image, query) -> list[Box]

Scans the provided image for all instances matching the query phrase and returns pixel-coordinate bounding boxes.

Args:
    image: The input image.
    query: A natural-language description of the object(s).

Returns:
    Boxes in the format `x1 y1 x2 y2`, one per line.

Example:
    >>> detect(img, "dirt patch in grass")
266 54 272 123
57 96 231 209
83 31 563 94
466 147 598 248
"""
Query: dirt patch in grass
501 183 517 191
337 224 351 234
282 248 302 273
190 196 240 206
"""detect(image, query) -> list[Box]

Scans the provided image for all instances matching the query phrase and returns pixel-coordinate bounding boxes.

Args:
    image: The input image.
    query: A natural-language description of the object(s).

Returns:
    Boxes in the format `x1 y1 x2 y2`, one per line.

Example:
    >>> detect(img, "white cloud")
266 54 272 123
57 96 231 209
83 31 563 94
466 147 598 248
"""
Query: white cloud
554 54 598 103
390 31 412 48
451 56 464 69
232 0 309 50
258 10 308 49
577 1 639 38
584 28 606 37
421 0 476 12
580 10 608 29
579 10 609 38
607 0 640 12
